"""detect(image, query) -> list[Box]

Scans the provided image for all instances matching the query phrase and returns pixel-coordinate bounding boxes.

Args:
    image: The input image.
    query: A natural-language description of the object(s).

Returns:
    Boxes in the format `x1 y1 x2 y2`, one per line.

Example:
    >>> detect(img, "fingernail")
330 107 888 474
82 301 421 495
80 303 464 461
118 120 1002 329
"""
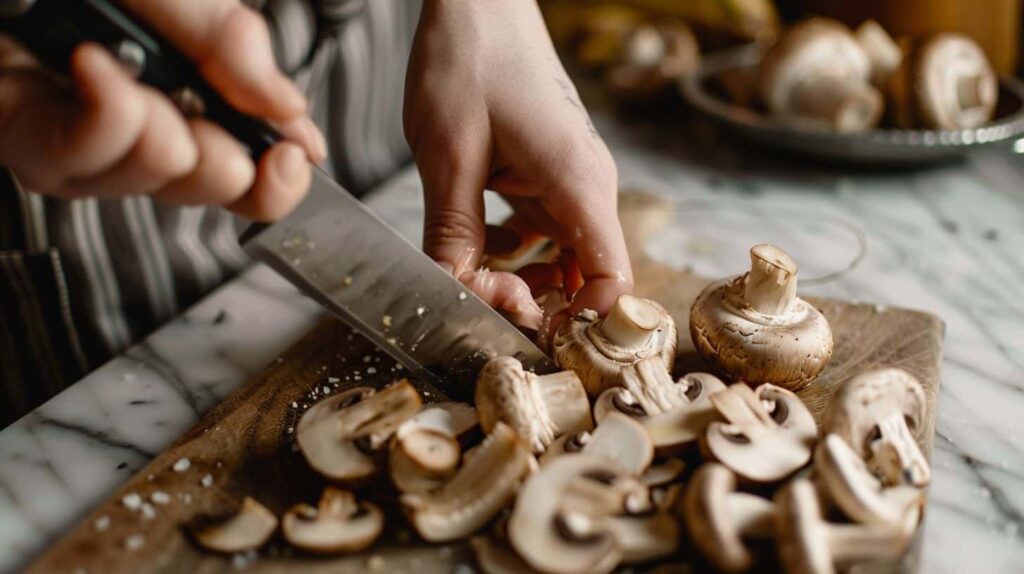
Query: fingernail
304 117 327 163
273 144 307 184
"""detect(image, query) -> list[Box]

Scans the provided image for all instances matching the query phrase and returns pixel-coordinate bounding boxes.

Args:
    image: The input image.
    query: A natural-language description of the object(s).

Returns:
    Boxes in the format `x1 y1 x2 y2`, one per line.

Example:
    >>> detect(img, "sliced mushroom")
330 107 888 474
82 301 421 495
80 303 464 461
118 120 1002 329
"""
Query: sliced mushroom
475 357 592 454
296 381 421 482
191 497 277 554
554 294 677 403
402 422 533 542
607 508 681 564
509 454 632 574
815 434 924 528
774 478 913 574
889 33 997 129
827 368 930 487
690 244 833 390
683 463 774 573
282 488 383 554
702 383 817 483
640 458 686 488
760 18 883 132
471 534 544 574
541 412 654 476
854 20 902 88
389 402 478 494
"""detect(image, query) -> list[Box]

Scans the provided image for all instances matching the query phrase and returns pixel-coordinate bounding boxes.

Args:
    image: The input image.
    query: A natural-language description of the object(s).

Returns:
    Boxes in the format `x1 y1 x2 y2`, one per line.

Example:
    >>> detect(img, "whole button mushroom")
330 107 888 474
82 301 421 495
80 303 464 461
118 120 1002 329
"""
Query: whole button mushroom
854 20 903 88
683 463 775 573
690 244 833 390
760 18 884 132
774 479 916 574
827 368 930 487
702 383 817 484
889 33 998 130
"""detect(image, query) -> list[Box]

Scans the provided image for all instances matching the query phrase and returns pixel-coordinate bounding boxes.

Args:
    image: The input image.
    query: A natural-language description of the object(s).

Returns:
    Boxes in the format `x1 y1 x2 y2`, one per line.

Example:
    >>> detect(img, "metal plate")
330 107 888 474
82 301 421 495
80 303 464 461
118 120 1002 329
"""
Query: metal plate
680 44 1024 165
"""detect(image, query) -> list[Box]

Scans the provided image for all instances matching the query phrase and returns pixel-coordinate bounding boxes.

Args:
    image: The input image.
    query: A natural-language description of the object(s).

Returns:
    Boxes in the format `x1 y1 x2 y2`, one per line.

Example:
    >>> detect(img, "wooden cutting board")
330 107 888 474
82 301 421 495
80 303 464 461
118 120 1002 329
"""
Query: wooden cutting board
28 193 944 574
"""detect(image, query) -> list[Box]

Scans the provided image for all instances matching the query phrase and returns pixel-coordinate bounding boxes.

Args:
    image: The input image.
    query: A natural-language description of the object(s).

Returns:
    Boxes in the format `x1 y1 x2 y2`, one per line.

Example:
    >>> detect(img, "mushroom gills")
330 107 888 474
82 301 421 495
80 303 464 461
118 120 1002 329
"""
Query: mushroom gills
282 488 384 554
190 497 278 554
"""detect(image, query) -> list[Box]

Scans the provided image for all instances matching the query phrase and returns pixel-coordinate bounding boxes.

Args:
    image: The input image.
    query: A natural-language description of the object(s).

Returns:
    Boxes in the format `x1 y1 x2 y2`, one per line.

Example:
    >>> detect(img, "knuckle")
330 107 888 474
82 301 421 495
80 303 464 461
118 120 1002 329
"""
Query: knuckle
423 207 482 246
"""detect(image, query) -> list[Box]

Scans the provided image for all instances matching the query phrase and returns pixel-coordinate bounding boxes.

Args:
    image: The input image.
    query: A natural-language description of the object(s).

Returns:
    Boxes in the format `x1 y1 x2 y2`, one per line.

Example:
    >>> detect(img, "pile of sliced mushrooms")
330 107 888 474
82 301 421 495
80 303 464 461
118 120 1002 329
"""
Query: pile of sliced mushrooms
756 18 998 132
190 244 932 574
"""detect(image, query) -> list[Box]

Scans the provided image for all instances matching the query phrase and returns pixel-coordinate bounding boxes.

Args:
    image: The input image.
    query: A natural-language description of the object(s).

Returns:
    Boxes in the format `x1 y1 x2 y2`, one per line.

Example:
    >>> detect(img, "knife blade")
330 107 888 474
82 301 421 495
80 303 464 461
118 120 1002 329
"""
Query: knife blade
0 0 556 398
240 169 556 396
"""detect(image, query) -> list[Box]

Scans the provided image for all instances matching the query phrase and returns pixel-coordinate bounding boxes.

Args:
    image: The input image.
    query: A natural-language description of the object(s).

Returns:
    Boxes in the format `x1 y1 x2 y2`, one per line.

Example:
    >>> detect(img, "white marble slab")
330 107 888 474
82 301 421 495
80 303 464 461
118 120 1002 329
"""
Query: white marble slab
1 114 1022 573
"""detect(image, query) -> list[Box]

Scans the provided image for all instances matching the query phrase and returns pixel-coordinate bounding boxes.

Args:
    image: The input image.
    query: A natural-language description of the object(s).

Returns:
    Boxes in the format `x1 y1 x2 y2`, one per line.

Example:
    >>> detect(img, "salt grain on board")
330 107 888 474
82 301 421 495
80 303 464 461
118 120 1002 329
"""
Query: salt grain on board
94 515 110 532
201 474 214 488
151 491 171 505
172 457 191 472
122 493 142 511
125 534 145 551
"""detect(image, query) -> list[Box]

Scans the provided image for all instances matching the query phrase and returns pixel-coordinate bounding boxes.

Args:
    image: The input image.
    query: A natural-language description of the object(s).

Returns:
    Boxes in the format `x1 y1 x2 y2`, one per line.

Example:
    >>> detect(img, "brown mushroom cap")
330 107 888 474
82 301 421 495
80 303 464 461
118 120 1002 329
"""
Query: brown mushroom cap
909 33 998 129
282 488 384 554
690 244 833 390
191 497 278 554
827 368 930 487
703 383 817 483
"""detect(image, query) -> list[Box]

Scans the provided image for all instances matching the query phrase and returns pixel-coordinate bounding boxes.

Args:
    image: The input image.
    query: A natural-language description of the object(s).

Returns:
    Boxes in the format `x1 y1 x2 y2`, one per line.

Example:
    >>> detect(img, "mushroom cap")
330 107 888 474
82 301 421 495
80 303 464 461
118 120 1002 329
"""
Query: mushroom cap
282 488 384 554
690 273 832 390
828 368 927 461
554 296 677 399
402 422 533 543
703 384 817 483
815 434 924 528
401 401 478 441
471 534 543 574
191 497 278 554
683 463 756 573
910 33 997 129
509 453 632 574
773 479 834 574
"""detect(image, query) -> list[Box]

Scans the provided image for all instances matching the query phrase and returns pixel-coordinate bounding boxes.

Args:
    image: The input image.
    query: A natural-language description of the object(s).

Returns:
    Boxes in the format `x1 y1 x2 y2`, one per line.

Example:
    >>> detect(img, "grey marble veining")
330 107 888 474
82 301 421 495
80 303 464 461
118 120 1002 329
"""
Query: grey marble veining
1 113 1023 572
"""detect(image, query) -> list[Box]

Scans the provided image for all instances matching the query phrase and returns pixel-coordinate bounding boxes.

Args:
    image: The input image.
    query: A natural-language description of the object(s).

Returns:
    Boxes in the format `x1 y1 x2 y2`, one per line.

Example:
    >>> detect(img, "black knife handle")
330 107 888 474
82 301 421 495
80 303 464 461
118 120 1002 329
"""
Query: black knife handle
0 0 280 158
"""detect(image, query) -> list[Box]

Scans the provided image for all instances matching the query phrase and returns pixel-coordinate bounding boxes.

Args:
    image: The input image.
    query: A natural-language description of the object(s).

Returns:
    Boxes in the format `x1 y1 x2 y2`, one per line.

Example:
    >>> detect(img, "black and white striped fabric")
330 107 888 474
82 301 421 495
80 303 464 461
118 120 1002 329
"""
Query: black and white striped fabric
0 0 420 426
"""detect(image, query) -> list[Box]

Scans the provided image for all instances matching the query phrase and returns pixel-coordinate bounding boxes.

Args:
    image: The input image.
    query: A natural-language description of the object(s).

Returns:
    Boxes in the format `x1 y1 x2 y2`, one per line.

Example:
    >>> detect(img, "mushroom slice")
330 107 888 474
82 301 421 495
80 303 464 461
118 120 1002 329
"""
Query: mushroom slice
759 18 882 132
640 458 686 488
774 478 914 574
191 497 277 554
402 422 533 542
827 368 930 487
607 509 681 564
554 294 678 406
683 463 774 573
282 488 383 554
475 356 592 454
296 380 421 482
815 434 924 529
541 412 654 476
703 383 816 483
509 454 631 574
641 373 728 455
471 534 544 574
389 402 478 494
690 244 833 390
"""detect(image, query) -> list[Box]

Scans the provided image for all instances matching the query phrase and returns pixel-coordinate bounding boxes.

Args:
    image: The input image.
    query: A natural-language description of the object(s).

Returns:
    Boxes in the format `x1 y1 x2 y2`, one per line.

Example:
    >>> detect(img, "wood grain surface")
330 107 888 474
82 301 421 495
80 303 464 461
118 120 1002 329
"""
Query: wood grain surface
28 193 944 574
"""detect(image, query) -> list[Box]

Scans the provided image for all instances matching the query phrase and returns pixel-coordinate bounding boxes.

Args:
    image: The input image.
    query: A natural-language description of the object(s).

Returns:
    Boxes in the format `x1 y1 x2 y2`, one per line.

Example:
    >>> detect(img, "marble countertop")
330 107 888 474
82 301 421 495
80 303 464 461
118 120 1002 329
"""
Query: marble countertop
1 113 1023 573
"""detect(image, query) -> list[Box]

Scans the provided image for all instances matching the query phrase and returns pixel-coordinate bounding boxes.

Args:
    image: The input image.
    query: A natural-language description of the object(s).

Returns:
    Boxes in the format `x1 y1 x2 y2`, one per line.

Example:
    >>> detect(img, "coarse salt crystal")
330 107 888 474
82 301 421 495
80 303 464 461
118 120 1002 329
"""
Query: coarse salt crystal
415 306 426 317
457 292 467 301
328 377 340 383
140 503 156 520
172 458 191 472
94 515 110 531
382 315 392 327
125 534 145 551
342 276 353 286
291 401 298 409
151 491 171 505
366 367 377 375
122 493 142 511
201 474 214 488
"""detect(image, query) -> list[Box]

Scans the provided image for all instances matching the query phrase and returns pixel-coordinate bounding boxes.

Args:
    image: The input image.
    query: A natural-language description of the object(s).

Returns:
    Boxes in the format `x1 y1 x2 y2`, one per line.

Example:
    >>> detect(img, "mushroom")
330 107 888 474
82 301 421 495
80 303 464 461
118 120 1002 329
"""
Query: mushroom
606 508 681 564
702 383 817 483
281 487 383 554
827 368 930 487
815 434 925 528
554 294 680 410
854 20 902 88
402 422 533 542
296 380 422 482
605 21 700 98
774 478 913 574
889 32 998 129
640 458 686 488
471 534 543 574
389 402 478 494
190 497 278 554
540 412 655 476
475 356 592 454
508 454 634 574
689 244 833 390
683 463 775 573
759 18 883 132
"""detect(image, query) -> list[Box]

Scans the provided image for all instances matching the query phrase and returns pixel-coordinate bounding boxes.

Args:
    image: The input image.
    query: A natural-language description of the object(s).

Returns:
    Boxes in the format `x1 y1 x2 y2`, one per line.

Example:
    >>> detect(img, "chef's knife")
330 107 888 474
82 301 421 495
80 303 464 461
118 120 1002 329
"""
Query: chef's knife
0 0 556 398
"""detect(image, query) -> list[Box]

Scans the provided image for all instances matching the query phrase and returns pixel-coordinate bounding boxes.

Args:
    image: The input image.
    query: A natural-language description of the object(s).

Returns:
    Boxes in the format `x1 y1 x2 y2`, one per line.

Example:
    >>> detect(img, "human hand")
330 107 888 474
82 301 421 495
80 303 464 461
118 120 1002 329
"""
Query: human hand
0 0 325 221
404 0 633 333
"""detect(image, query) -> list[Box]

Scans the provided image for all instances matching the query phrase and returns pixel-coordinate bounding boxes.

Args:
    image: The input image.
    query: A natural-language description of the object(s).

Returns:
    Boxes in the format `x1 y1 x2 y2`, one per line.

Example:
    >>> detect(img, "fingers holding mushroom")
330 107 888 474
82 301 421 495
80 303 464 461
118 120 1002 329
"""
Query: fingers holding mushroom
690 244 833 390
282 488 384 554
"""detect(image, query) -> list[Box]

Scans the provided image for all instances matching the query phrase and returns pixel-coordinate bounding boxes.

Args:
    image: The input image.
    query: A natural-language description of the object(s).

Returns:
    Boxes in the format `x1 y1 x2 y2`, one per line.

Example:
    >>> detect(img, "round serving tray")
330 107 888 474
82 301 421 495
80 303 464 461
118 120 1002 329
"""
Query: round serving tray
680 44 1024 165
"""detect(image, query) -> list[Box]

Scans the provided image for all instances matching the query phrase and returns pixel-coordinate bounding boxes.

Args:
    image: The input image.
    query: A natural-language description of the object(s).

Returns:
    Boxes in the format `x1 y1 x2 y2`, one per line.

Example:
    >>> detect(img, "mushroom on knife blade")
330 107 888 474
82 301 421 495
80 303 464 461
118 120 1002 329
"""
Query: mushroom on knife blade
296 381 421 482
827 368 930 487
282 488 383 554
702 383 817 483
190 497 277 554
683 463 775 573
690 244 833 390
476 357 592 454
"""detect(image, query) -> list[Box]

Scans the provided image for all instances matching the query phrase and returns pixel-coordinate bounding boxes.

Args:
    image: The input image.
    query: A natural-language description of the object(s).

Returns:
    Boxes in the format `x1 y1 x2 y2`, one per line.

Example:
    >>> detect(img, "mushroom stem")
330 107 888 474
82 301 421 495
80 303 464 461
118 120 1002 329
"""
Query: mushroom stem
744 244 799 316
535 371 594 438
728 494 775 538
871 413 931 487
827 523 907 563
957 74 993 110
710 384 777 437
600 294 661 349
